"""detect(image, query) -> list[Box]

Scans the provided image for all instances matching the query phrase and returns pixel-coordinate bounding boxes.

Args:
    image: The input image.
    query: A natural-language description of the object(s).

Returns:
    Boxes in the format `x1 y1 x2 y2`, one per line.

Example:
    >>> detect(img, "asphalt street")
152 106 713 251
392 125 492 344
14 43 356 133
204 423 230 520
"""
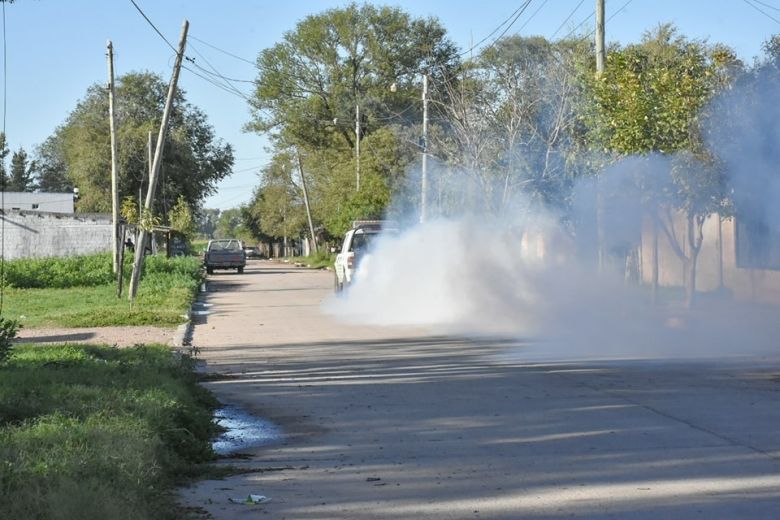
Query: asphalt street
179 260 780 519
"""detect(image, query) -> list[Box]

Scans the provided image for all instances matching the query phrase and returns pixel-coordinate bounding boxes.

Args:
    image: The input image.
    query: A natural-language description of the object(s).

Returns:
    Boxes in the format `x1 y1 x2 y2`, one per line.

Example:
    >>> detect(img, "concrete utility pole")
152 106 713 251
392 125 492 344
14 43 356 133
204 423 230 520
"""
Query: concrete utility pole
107 40 120 274
596 0 606 75
355 102 360 191
595 0 607 271
296 149 318 254
420 73 429 223
128 19 189 300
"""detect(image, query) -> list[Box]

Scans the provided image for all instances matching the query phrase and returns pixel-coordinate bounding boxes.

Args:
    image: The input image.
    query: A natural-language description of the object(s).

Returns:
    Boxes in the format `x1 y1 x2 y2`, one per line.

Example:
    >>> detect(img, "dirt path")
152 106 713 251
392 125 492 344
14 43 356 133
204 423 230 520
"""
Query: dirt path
15 325 178 347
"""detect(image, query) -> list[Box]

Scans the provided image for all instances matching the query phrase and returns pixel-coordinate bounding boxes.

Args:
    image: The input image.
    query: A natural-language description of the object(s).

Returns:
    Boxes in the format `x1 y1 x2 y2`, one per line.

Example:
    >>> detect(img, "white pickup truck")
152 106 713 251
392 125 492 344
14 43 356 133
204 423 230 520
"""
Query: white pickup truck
333 220 387 292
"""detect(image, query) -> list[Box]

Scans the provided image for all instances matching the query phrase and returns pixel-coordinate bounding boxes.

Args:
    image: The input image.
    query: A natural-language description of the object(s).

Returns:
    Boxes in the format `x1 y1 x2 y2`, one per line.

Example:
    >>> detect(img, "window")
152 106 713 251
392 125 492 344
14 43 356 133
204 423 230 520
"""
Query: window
32 203 39 210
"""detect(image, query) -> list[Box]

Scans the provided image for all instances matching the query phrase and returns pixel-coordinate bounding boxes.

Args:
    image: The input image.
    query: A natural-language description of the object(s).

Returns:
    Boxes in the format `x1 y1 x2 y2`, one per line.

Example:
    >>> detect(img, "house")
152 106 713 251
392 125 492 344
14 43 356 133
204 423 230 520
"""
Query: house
0 191 75 213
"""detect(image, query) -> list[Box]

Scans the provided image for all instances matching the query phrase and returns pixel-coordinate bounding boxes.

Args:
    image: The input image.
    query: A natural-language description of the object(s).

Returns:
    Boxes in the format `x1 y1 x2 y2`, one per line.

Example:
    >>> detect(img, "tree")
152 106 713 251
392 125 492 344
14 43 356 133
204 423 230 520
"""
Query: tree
9 147 36 192
47 72 234 213
195 208 220 239
0 133 9 189
34 134 71 192
168 195 195 240
247 3 459 236
436 36 588 214
582 25 738 307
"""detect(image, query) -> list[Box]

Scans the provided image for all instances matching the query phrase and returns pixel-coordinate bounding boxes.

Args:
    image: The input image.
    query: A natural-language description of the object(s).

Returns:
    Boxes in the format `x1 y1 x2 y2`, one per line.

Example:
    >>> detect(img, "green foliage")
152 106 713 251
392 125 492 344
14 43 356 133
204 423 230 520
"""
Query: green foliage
2 254 203 327
168 195 195 240
9 147 36 192
0 344 219 519
45 72 234 213
581 25 733 156
0 318 18 365
121 196 139 225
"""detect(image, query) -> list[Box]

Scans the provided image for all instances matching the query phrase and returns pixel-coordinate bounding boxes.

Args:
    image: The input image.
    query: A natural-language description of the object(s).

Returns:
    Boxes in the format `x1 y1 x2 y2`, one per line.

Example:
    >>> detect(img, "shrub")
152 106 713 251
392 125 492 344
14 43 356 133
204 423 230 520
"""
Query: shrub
0 318 18 365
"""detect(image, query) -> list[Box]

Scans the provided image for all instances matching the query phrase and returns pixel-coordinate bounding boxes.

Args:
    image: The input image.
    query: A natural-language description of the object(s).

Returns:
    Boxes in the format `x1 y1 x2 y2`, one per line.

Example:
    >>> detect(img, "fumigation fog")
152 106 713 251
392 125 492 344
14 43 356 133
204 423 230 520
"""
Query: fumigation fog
324 62 780 361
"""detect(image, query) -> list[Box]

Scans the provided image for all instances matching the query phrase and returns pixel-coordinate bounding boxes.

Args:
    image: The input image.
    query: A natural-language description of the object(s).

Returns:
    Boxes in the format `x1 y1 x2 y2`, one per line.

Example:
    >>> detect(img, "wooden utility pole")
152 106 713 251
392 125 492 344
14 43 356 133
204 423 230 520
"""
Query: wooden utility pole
355 103 361 191
420 73 429 223
595 0 607 270
296 149 318 254
107 40 120 274
128 19 189 300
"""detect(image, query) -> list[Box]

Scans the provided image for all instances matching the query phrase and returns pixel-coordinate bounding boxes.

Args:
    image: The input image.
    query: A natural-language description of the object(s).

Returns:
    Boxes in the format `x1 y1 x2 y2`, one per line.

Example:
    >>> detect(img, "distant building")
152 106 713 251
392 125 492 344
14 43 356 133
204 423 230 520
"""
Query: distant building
0 192 75 213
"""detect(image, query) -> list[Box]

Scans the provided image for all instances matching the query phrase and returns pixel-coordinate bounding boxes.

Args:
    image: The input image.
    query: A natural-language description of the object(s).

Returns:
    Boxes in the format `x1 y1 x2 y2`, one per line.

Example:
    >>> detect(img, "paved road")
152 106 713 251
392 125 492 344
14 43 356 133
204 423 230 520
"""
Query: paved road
180 261 780 519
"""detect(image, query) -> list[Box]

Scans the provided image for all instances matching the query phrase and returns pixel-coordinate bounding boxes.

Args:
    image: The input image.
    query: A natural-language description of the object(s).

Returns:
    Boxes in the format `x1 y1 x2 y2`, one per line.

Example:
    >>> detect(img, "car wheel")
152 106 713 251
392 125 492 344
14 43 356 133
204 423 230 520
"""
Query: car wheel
334 272 343 293
206 266 214 275
237 267 244 274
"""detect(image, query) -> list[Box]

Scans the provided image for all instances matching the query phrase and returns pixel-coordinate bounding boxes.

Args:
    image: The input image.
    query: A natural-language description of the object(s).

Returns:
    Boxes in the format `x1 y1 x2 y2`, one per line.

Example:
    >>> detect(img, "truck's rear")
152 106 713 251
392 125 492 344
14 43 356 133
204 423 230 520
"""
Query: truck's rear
204 239 246 274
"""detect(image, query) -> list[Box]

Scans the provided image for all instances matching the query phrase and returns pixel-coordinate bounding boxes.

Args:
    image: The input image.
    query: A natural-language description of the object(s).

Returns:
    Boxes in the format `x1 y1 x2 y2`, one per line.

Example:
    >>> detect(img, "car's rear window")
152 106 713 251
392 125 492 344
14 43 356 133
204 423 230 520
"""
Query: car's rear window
209 240 242 251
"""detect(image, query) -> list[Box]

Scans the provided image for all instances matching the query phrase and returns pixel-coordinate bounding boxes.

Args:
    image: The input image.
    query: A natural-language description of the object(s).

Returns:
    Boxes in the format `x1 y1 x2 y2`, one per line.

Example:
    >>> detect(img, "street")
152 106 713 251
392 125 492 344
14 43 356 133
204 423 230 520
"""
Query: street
180 261 780 519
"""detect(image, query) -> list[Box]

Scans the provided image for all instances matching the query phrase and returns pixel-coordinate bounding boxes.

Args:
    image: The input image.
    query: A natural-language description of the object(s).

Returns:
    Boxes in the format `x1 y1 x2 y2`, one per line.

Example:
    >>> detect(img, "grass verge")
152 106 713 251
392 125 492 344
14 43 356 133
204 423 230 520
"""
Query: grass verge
0 343 219 520
285 250 335 269
2 254 203 328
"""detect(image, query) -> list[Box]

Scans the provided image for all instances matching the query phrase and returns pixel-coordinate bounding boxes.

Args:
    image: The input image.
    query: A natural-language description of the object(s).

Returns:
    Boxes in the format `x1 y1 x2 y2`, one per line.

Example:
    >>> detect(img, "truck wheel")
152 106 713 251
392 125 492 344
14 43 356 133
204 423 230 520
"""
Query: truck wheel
237 267 244 274
334 273 342 293
207 266 214 275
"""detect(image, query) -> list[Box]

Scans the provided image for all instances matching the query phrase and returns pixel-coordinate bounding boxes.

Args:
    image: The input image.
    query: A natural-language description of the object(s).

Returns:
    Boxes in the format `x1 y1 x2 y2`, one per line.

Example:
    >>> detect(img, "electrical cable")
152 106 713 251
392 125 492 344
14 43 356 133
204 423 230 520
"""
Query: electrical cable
190 35 255 65
1 0 6 316
515 0 551 34
743 0 780 24
551 0 586 39
128 0 178 53
751 0 780 11
458 0 534 57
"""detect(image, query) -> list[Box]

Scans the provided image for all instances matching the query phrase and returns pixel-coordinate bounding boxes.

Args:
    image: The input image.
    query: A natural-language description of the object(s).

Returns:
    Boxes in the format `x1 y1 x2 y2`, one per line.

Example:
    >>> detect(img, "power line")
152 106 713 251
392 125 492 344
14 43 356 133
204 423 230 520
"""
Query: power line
743 0 780 24
752 0 780 11
516 0 551 34
190 34 255 65
1 0 6 316
551 0 586 39
459 0 534 57
186 42 253 100
128 0 178 53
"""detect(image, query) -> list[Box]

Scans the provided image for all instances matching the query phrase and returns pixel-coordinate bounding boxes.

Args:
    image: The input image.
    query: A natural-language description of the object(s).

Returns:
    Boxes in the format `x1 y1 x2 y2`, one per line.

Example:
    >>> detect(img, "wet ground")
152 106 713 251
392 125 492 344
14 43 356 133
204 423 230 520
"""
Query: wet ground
212 405 283 455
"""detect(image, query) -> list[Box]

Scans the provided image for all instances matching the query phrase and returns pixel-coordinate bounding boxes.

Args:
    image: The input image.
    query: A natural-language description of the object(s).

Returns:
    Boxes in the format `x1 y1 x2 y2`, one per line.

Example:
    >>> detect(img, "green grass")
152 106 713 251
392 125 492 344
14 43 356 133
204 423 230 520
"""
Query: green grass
0 343 220 520
1 254 203 328
286 250 335 269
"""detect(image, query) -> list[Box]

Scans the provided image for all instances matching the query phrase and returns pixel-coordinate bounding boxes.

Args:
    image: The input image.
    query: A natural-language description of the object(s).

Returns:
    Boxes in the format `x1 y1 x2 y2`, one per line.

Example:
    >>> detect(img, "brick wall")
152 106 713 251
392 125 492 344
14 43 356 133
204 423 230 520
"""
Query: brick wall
0 211 113 259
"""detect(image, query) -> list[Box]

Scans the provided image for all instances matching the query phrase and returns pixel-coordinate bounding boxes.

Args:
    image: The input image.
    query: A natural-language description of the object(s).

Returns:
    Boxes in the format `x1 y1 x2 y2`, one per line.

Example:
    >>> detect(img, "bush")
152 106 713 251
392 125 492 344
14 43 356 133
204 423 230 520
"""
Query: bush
0 318 18 365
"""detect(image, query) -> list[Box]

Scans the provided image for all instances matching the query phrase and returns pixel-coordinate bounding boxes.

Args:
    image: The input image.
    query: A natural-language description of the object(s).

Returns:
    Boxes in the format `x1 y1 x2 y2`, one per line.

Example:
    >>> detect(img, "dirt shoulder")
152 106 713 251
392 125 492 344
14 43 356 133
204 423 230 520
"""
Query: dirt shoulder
15 325 179 347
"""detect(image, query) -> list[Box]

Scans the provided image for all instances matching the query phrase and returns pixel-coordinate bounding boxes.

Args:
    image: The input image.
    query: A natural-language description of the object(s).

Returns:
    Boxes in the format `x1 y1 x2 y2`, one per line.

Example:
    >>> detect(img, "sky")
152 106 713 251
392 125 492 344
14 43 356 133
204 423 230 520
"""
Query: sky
2 0 779 211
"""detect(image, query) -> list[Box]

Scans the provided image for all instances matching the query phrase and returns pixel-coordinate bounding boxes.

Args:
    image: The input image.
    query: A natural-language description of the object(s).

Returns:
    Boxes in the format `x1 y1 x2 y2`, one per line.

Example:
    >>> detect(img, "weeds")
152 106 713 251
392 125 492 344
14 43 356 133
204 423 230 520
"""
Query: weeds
0 344 219 520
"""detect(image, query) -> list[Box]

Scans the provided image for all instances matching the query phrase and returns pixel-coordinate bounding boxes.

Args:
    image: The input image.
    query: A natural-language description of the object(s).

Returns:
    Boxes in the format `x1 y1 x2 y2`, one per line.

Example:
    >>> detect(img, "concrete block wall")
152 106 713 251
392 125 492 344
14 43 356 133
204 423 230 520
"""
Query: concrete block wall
0 211 113 259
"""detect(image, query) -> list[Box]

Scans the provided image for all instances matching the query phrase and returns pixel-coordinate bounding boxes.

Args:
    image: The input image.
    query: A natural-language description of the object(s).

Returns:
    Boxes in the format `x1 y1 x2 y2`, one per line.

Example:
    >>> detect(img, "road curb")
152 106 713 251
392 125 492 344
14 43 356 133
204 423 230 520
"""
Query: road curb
172 281 208 349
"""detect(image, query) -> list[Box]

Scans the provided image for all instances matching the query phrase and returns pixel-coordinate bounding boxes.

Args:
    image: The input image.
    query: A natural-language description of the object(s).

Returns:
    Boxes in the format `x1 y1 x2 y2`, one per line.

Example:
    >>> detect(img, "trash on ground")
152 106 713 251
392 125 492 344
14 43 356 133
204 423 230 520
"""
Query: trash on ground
229 494 271 505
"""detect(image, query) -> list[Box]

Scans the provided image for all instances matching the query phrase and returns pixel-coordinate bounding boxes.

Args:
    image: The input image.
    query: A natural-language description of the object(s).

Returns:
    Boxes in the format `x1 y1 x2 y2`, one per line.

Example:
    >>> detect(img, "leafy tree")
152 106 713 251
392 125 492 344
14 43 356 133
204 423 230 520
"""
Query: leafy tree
195 208 220 239
168 195 195 240
9 147 36 192
582 25 738 306
48 72 234 213
247 3 459 236
120 196 139 226
0 133 9 189
34 134 71 192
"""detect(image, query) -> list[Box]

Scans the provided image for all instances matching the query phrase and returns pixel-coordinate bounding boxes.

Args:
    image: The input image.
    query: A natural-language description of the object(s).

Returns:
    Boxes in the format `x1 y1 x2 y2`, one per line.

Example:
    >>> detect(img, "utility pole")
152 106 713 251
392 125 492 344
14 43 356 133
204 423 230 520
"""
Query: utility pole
596 0 606 75
128 19 189 300
296 149 318 254
355 102 360 191
595 0 607 271
107 41 120 275
420 73 429 223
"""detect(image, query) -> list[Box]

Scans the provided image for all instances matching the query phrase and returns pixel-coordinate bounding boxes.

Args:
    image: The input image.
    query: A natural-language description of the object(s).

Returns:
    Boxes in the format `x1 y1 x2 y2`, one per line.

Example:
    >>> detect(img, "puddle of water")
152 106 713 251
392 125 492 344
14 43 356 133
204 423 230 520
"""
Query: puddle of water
212 406 283 455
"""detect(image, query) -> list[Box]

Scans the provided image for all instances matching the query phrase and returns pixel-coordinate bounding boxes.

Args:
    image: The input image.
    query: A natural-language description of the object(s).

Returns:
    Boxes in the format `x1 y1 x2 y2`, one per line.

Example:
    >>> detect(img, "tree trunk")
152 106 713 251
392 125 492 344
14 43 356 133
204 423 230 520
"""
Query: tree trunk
685 256 697 309
651 217 659 306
